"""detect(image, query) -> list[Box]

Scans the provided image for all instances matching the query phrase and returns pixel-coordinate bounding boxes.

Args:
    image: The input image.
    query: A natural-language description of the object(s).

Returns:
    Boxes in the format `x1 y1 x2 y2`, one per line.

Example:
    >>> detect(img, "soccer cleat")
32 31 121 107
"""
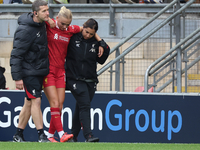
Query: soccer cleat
13 134 26 142
38 133 50 143
48 137 59 142
85 135 99 142
60 133 73 142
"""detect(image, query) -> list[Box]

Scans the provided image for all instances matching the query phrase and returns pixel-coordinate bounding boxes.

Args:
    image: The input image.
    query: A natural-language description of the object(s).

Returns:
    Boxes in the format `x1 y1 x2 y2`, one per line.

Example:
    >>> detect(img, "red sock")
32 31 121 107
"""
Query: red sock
48 117 56 134
50 107 63 132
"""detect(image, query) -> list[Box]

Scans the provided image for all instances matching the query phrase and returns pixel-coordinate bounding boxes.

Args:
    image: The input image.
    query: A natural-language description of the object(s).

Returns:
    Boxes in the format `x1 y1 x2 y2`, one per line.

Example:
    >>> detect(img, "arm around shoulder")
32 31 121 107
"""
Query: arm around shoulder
97 39 110 64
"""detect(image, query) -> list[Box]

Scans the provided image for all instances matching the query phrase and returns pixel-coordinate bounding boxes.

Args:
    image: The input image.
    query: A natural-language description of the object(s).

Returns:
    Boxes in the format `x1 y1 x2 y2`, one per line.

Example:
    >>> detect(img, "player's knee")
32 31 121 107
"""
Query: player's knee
50 99 60 108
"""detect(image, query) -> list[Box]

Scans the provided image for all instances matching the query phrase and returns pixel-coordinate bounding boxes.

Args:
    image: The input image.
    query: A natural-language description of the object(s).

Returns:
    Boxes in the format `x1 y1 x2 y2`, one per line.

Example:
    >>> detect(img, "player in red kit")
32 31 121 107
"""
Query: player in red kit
43 6 103 142
43 6 78 143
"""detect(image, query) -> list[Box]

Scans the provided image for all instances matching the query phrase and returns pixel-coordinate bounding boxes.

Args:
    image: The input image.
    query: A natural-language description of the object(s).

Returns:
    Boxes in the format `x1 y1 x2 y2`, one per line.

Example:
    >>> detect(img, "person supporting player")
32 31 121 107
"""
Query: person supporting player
10 0 50 142
43 6 104 142
66 18 110 142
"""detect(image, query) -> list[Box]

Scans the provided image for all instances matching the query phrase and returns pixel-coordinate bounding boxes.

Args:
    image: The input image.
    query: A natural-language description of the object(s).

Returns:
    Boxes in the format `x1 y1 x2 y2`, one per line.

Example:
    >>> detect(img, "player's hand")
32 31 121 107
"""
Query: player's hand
98 46 104 57
15 80 24 90
48 18 56 28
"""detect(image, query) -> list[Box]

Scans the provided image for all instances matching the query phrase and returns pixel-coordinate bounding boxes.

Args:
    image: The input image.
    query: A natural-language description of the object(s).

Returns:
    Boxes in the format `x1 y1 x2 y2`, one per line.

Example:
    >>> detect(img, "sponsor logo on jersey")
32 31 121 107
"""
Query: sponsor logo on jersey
54 33 69 42
59 36 69 42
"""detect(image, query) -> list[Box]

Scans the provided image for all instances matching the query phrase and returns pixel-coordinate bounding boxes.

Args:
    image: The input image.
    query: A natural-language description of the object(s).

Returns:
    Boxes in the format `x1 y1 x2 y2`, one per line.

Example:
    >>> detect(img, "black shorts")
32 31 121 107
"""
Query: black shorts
23 76 43 100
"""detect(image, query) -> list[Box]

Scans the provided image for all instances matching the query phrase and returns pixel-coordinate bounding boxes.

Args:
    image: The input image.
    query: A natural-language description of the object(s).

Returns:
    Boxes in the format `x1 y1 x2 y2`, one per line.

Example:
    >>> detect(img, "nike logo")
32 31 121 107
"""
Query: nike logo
13 137 21 142
38 140 42 143
36 32 40 37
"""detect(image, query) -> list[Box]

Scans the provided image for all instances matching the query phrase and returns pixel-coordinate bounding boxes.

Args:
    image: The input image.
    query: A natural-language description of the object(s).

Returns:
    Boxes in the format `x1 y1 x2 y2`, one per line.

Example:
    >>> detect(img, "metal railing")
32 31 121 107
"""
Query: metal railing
145 27 200 92
97 0 197 92
144 0 199 93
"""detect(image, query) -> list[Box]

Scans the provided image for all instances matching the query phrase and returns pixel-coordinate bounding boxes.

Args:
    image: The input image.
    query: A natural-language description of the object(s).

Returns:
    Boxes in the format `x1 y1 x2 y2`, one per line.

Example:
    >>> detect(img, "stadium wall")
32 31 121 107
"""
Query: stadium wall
0 90 200 143
1 4 200 92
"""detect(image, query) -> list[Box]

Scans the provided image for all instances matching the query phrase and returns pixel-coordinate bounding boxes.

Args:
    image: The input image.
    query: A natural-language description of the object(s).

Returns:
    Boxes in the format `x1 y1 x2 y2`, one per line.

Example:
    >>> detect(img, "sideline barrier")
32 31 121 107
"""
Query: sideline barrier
0 90 200 143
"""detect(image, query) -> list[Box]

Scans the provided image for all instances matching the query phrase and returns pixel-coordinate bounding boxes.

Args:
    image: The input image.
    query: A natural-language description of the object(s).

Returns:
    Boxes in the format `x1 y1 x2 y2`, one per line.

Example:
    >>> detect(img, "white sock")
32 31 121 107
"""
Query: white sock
58 131 65 138
47 133 54 138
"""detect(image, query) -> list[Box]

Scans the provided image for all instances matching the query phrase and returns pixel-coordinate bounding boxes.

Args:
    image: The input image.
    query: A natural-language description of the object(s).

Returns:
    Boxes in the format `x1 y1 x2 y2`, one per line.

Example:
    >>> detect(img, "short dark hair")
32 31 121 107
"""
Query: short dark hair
83 18 98 32
32 0 48 12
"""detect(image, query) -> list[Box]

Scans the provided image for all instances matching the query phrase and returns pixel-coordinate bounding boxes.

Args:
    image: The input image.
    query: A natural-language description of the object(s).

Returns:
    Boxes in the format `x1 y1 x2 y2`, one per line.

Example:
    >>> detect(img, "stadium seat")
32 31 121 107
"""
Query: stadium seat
134 86 153 92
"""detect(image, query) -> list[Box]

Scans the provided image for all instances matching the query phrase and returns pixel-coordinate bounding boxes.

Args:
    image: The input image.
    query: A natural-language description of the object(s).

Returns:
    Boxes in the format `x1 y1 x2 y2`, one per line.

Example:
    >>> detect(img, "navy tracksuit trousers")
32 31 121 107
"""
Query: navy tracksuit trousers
67 79 96 140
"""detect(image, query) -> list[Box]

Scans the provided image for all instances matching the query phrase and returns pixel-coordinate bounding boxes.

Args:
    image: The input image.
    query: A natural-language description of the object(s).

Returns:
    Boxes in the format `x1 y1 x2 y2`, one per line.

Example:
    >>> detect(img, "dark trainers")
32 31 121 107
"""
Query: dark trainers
85 135 99 142
68 137 78 142
38 133 50 143
13 134 26 142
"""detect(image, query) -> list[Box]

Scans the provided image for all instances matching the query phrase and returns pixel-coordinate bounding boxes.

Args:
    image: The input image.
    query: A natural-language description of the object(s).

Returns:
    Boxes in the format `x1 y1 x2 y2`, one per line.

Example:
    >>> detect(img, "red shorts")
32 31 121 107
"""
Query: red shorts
43 65 65 88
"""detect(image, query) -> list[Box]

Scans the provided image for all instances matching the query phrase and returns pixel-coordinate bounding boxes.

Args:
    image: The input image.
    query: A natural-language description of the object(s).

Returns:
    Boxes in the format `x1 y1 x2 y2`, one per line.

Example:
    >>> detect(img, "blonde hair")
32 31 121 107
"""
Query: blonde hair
58 6 72 19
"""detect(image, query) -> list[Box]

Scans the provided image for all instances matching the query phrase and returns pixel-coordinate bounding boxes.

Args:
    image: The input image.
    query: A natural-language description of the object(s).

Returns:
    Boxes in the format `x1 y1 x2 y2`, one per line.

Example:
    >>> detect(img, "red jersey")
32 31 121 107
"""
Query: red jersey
46 19 80 69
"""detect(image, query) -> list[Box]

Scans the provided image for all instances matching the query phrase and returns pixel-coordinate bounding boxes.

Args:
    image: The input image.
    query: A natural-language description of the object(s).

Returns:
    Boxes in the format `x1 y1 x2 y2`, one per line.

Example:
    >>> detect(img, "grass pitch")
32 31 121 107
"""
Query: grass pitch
0 142 200 150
